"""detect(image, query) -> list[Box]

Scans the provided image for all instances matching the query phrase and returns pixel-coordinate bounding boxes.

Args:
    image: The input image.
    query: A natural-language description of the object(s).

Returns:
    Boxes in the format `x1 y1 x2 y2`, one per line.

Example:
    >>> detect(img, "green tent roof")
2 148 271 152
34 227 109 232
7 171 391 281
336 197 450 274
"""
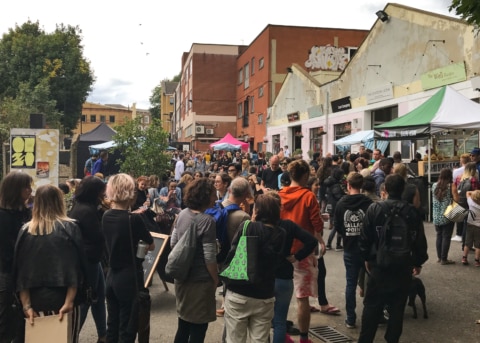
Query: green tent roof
375 86 445 129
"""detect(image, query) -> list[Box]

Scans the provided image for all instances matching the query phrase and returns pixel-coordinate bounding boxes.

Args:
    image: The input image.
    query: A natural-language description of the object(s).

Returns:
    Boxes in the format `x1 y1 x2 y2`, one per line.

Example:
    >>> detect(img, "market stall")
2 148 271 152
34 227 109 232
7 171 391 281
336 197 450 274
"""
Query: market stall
374 85 480 219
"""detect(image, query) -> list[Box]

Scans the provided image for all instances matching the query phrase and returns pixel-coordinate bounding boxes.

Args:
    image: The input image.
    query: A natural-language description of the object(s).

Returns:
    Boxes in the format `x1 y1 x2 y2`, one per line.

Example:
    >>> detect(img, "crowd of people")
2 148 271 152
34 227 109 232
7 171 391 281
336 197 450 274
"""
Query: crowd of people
7 143 480 342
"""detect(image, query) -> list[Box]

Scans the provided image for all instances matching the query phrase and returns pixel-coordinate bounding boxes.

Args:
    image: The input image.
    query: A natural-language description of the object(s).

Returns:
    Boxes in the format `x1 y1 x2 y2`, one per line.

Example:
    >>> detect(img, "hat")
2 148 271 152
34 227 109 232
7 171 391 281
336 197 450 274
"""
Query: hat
471 148 480 155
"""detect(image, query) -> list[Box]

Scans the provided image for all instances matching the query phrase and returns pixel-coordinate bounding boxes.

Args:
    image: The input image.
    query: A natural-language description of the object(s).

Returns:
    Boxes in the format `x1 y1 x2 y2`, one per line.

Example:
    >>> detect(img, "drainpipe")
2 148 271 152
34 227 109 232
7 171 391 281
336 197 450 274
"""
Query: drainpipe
325 91 329 156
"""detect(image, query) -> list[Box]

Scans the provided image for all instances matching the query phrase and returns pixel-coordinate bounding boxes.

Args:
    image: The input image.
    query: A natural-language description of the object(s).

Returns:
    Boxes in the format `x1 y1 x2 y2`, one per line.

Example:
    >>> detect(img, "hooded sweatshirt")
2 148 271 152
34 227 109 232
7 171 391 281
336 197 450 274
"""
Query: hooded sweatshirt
279 186 323 254
334 193 372 253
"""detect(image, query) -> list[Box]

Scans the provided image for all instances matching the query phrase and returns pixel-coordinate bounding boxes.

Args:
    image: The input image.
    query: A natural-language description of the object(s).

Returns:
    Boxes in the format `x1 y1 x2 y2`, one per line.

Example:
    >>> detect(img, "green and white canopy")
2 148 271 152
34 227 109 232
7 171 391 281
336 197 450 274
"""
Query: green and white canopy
374 86 480 140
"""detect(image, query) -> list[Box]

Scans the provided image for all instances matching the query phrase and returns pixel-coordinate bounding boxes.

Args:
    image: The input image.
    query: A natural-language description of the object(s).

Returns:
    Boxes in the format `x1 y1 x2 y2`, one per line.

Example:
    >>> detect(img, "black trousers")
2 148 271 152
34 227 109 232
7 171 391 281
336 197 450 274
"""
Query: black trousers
174 317 208 343
358 269 411 343
106 267 137 343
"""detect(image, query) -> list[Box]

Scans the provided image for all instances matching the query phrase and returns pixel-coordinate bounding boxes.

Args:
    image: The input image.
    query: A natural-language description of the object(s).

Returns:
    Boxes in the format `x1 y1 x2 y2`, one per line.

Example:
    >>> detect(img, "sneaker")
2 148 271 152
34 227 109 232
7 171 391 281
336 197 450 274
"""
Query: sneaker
441 259 455 265
451 235 462 242
325 245 332 250
345 320 356 329
475 259 480 267
285 334 295 343
335 245 344 252
462 256 469 265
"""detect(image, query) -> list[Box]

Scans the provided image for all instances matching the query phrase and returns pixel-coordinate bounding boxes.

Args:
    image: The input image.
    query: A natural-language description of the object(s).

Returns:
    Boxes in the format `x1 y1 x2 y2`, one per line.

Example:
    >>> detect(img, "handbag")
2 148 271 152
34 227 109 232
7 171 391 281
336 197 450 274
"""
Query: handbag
128 215 151 343
165 215 200 281
444 201 469 222
25 312 73 343
219 220 259 285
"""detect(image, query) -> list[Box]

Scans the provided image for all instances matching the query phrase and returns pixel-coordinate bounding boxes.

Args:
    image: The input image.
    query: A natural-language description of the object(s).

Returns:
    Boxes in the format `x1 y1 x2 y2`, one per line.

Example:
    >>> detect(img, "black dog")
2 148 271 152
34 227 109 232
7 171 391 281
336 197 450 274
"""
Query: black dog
408 276 428 319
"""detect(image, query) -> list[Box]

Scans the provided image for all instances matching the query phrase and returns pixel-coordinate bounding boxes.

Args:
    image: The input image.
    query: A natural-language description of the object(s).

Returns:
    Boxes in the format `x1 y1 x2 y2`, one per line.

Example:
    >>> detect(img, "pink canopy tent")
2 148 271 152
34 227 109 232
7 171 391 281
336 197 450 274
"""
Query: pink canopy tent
210 133 249 151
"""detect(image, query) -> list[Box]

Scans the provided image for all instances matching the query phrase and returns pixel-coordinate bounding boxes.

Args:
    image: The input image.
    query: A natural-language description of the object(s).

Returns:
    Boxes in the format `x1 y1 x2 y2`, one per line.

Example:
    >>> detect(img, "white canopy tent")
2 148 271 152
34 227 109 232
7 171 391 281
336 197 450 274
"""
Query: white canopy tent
333 130 389 153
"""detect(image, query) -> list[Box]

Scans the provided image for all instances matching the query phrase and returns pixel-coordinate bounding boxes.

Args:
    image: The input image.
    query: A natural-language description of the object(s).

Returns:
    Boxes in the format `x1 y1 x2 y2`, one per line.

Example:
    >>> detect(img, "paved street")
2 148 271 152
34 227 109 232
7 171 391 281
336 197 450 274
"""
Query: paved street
80 221 480 342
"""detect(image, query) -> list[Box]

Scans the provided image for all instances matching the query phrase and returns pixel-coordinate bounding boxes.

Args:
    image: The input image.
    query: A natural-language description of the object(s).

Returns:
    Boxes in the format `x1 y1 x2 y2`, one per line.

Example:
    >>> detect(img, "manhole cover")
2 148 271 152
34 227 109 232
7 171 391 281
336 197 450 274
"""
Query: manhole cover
309 326 353 343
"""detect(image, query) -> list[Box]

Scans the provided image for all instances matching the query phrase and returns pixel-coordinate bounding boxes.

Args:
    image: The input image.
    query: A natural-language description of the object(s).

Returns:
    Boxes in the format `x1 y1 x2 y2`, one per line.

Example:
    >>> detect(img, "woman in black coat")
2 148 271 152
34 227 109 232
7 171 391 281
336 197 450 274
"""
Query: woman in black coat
69 176 108 343
0 171 32 342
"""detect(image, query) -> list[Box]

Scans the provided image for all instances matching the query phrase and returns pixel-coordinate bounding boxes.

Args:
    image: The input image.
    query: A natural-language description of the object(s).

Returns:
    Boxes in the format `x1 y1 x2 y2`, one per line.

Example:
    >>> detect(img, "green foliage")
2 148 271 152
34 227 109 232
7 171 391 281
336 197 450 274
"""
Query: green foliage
449 0 480 31
0 20 94 133
112 117 172 178
149 83 161 120
0 79 61 140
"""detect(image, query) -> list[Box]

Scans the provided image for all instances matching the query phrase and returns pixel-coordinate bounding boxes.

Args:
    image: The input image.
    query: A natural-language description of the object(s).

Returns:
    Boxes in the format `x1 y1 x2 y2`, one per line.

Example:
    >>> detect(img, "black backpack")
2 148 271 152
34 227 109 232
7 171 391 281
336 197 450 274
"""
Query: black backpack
376 201 415 269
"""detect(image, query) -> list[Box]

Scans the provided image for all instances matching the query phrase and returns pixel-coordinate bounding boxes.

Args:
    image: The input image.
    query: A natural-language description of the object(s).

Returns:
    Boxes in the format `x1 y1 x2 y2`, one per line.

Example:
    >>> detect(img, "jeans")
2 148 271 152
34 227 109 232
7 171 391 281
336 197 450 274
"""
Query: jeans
272 278 294 343
343 252 363 325
435 222 455 261
80 262 107 338
174 318 208 343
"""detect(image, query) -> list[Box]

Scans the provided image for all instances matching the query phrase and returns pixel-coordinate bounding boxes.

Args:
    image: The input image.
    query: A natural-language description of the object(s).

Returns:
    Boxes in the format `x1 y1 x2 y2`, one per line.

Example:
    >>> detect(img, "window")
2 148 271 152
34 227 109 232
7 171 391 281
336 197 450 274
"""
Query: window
250 96 255 113
81 115 86 122
310 127 325 155
244 63 250 89
109 115 115 123
238 68 243 84
257 114 263 124
251 57 255 75
259 57 264 70
90 115 96 123
258 86 264 98
237 103 243 118
243 99 249 127
100 115 106 123
143 116 150 124
169 96 174 105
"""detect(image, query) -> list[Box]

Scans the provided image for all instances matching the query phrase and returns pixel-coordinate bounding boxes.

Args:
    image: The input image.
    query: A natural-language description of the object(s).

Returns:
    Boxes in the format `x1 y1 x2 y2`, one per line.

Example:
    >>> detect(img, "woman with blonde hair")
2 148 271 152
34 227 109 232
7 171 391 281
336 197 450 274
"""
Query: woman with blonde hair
102 173 155 342
0 171 33 341
14 184 85 343
241 159 250 177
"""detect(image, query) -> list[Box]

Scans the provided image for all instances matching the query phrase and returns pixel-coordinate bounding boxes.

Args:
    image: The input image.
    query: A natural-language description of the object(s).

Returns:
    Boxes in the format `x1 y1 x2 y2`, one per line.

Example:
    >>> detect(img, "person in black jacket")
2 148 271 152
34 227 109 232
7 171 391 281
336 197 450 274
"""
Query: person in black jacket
0 171 32 343
324 167 346 250
358 174 428 343
69 176 108 343
102 174 154 343
334 172 372 329
224 194 286 343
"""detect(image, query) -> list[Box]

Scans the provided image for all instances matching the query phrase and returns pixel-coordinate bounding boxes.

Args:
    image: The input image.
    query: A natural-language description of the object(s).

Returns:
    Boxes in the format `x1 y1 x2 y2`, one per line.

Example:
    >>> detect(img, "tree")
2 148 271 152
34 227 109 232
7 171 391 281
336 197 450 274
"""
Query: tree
112 117 172 178
149 84 161 120
0 21 94 133
449 0 480 30
149 73 181 120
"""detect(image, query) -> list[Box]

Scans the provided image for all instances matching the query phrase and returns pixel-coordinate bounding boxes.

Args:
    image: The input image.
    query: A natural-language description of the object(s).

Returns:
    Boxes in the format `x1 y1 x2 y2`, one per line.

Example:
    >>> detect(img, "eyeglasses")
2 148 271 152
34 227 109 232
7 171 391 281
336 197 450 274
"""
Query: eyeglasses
280 162 288 166
228 169 236 172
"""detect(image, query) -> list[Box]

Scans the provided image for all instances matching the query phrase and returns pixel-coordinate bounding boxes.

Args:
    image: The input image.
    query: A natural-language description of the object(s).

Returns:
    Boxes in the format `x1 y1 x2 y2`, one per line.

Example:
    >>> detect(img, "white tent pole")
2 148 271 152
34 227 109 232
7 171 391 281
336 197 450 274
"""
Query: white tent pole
428 137 432 222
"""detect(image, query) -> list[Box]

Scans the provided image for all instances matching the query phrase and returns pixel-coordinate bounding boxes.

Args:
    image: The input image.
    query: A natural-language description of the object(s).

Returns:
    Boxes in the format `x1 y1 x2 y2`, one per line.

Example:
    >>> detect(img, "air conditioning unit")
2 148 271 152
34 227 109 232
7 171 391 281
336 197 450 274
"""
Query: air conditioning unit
206 128 214 135
196 125 205 134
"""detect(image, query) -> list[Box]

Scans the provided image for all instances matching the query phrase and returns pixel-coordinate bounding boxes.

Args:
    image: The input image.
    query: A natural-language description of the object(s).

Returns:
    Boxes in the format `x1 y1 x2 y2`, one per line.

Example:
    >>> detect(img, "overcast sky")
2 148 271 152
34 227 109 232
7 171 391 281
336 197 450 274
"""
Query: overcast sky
1 0 456 109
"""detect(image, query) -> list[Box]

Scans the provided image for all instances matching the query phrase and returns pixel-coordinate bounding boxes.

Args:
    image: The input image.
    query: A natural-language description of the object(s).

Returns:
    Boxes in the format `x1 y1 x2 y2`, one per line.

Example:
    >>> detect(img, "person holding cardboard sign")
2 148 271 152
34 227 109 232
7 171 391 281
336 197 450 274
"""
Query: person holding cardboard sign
14 184 86 343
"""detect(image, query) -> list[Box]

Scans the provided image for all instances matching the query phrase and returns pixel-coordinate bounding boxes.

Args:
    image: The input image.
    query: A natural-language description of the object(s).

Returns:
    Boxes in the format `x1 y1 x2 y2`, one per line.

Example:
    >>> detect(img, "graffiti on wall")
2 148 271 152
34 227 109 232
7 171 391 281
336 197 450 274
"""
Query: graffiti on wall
305 45 350 71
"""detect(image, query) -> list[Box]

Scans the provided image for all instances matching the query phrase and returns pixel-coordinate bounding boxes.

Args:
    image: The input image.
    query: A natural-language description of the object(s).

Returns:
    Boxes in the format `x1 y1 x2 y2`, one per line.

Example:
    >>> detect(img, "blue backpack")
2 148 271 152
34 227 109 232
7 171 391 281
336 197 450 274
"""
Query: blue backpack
205 202 241 261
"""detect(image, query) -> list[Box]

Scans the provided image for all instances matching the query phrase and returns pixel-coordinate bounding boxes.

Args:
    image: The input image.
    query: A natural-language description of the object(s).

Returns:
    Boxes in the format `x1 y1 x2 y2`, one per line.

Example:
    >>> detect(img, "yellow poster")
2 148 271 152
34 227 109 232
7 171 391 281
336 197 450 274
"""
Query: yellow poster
11 135 36 168
10 128 59 190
